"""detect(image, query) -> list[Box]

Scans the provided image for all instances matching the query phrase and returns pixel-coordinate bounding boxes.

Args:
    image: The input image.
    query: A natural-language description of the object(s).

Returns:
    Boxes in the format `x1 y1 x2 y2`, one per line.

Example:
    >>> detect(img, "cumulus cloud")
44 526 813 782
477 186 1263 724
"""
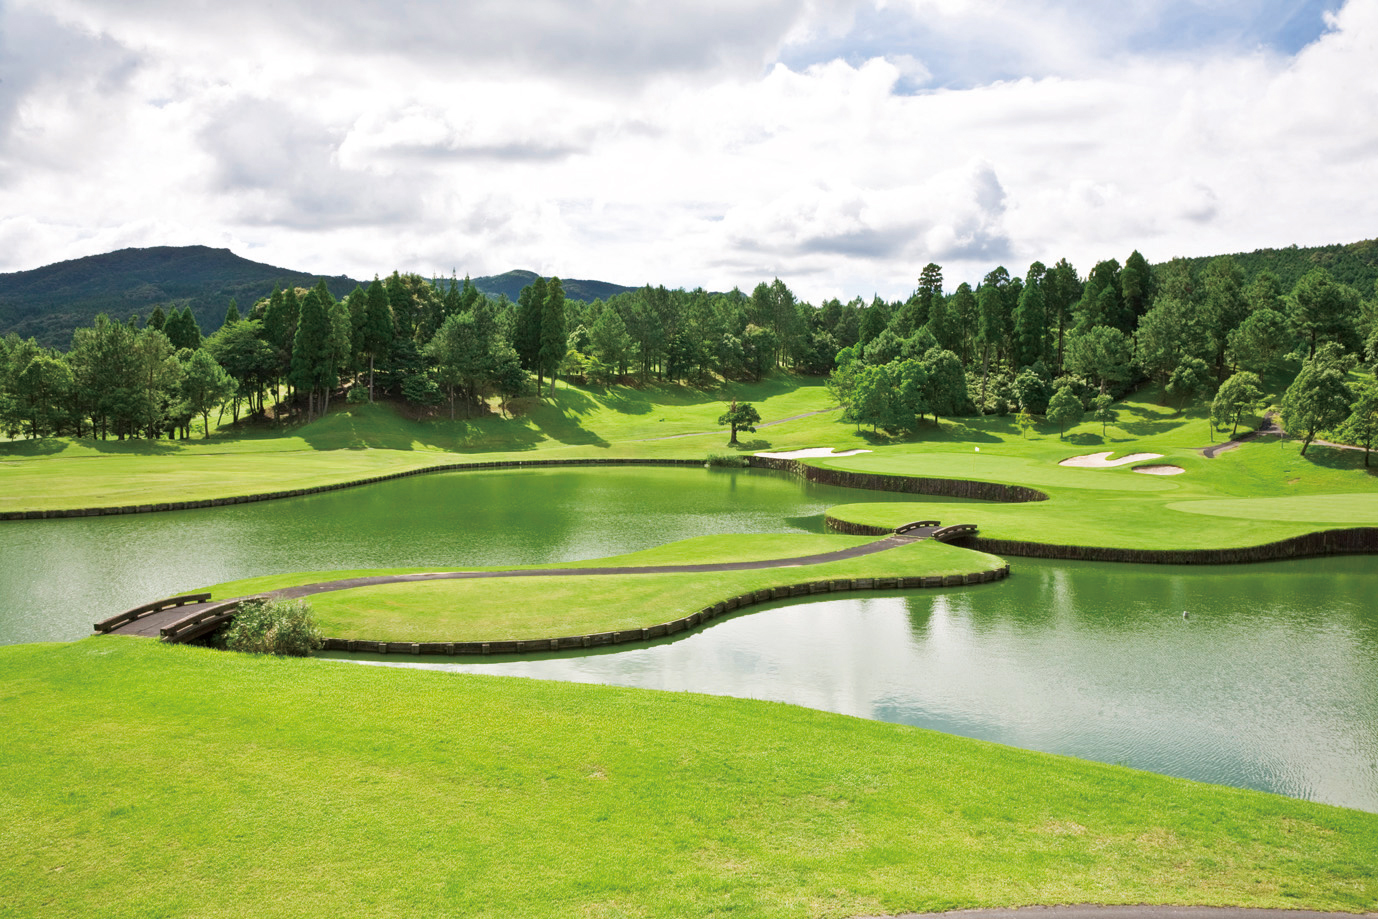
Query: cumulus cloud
1 0 1375 304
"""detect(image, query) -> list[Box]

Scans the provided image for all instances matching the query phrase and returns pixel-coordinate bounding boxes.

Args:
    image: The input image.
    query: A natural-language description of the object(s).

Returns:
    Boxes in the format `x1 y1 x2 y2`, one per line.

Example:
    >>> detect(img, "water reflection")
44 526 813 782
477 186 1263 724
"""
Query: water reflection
0 467 943 645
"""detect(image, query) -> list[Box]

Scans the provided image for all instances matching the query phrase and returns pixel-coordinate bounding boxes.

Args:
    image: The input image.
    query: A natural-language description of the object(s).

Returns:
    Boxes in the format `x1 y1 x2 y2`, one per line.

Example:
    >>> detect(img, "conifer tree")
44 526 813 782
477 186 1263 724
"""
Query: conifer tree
290 287 332 420
540 277 567 397
361 278 393 402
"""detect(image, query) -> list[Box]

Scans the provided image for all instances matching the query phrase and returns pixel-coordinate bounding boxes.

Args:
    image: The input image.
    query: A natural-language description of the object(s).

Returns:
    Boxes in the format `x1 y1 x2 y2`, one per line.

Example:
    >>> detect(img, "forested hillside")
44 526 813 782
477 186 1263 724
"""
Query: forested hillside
0 247 360 347
1160 238 1378 293
472 269 633 304
0 247 633 348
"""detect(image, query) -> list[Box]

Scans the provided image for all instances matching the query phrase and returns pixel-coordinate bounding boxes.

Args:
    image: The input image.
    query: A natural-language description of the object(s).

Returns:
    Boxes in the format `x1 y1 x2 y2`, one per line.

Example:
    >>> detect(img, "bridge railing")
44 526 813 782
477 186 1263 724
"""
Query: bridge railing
896 520 941 534
931 523 979 542
94 592 212 633
160 596 263 644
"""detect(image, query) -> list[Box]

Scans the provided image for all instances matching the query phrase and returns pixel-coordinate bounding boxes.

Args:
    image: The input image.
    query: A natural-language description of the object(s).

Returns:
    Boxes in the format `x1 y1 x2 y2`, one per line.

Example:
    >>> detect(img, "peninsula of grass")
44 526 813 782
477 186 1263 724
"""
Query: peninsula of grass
196 534 1003 642
2 638 1374 919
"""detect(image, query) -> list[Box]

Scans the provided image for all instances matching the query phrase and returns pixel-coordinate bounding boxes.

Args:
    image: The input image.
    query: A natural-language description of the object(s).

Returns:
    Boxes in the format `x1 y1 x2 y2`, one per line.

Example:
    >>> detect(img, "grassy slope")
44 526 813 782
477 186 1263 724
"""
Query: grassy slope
2 639 1374 919
0 376 838 511
245 538 1001 641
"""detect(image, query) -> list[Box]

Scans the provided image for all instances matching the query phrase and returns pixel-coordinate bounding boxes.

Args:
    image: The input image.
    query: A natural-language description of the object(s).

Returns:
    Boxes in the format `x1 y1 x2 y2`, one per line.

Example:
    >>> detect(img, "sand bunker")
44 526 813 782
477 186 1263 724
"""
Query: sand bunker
754 447 873 459
1133 464 1185 476
1059 451 1163 468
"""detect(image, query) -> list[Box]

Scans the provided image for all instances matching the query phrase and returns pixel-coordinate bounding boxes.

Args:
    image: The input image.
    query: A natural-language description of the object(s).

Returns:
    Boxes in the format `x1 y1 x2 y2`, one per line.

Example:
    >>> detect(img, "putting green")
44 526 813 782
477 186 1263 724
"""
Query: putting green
1168 493 1378 524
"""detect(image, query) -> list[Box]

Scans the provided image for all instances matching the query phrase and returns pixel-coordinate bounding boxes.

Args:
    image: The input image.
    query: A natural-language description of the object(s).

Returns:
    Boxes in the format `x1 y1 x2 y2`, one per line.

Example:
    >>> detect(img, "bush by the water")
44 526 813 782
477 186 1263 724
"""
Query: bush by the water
221 598 323 656
705 452 749 468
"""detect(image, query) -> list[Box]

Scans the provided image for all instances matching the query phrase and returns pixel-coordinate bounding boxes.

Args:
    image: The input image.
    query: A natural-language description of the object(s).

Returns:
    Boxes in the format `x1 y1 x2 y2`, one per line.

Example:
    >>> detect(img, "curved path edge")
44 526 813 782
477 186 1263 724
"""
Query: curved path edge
866 907 1376 919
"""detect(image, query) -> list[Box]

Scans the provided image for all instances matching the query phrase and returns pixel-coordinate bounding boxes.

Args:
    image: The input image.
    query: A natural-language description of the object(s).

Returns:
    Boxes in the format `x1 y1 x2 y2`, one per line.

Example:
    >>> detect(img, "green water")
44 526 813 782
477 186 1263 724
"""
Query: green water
3 465 1375 811
0 466 938 645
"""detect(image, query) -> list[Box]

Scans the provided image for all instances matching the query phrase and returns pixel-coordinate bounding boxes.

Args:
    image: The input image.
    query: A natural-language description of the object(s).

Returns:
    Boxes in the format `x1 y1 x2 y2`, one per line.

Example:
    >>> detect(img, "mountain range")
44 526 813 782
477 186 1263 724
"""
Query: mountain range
0 246 637 348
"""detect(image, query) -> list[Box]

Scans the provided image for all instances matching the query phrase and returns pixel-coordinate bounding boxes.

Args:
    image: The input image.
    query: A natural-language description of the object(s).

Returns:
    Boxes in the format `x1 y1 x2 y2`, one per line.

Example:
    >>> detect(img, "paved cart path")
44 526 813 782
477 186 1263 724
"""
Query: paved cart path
106 527 940 637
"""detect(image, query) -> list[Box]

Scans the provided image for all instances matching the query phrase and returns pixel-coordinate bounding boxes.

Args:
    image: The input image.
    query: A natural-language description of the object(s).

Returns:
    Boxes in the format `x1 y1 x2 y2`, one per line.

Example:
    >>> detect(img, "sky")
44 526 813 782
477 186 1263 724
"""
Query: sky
0 0 1373 302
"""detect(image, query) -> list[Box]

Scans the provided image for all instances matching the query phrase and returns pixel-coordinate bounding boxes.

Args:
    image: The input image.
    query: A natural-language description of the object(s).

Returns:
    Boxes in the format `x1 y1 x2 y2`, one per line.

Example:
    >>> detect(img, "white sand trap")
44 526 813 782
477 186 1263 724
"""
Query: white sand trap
754 447 873 459
1133 464 1185 476
1059 451 1164 468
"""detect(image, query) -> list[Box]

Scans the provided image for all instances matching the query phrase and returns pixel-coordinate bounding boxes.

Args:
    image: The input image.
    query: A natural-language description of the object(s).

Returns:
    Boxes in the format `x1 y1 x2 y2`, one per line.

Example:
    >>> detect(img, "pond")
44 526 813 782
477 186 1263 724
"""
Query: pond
0 466 942 646
2 466 1375 812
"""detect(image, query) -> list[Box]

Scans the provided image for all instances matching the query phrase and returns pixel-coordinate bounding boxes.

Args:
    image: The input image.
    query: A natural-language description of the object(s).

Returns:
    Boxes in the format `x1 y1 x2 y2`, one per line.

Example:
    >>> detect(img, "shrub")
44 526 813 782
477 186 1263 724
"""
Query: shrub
221 598 323 657
346 385 369 404
705 452 749 468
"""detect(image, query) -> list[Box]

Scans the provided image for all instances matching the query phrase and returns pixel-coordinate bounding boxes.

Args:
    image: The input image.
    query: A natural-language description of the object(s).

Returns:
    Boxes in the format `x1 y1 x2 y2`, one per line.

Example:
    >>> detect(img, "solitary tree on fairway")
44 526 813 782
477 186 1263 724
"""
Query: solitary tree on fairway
1047 385 1083 439
1091 393 1117 436
718 400 761 446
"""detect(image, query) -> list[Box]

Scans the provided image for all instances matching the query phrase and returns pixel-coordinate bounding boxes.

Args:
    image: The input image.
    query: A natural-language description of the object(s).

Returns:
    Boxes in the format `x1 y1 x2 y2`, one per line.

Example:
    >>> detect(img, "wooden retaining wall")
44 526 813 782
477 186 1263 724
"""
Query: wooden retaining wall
319 564 1012 656
745 456 1048 503
956 528 1378 565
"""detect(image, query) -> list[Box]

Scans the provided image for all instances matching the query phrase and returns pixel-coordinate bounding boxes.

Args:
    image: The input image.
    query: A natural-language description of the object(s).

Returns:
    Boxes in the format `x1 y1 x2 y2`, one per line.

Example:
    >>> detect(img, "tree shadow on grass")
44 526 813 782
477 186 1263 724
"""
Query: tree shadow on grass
0 437 80 457
1301 444 1376 474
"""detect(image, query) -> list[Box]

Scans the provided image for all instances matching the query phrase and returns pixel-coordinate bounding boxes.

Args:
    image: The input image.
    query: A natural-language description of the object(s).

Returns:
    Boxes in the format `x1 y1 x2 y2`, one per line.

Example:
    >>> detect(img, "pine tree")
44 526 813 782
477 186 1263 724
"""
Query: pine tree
223 299 240 328
362 278 393 403
515 276 546 386
540 278 567 397
290 287 332 420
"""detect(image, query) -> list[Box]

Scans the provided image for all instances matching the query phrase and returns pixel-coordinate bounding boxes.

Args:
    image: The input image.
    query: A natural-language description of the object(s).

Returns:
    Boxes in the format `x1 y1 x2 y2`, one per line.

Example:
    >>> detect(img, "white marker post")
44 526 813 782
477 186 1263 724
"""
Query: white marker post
973 445 979 475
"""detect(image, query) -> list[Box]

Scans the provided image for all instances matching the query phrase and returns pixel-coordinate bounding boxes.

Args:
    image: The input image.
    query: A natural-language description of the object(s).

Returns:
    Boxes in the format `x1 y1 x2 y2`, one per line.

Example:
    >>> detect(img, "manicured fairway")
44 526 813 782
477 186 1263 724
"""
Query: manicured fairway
1166 493 1378 523
1 639 1374 919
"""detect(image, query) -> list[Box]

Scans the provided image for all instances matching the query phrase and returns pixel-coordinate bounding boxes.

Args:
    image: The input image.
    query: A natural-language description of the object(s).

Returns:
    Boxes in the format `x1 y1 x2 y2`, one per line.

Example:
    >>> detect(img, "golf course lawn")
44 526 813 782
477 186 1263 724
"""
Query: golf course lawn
197 535 1003 641
4 375 1375 555
1 638 1375 919
5 375 1378 916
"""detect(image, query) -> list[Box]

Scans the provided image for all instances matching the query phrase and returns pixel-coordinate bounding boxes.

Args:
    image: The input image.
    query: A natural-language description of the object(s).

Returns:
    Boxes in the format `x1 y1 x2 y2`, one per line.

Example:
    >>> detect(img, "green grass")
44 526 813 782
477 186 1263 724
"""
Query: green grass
1 638 1374 919
196 535 1001 641
813 389 1378 550
0 376 841 512
299 539 998 641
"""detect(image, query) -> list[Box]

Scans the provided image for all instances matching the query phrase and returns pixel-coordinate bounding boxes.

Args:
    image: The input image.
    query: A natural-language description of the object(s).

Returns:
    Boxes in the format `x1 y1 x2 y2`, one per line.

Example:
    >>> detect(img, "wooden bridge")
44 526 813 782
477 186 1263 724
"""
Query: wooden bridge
95 593 260 643
894 520 979 543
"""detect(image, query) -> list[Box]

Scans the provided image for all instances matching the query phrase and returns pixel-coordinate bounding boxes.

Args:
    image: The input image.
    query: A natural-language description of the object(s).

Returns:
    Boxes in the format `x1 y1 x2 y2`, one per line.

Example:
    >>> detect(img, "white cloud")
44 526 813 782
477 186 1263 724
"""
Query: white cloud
1 0 1374 305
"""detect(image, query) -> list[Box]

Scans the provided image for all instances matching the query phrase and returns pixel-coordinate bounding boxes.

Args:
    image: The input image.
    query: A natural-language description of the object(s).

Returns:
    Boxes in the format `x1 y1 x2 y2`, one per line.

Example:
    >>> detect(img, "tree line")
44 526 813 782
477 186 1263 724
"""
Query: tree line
2 252 1376 455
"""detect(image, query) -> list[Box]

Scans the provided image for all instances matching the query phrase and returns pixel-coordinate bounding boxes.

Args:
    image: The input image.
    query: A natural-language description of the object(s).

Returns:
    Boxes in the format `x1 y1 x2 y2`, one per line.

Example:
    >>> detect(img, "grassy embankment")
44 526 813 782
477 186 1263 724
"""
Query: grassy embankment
199 534 1002 641
2 638 1375 919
